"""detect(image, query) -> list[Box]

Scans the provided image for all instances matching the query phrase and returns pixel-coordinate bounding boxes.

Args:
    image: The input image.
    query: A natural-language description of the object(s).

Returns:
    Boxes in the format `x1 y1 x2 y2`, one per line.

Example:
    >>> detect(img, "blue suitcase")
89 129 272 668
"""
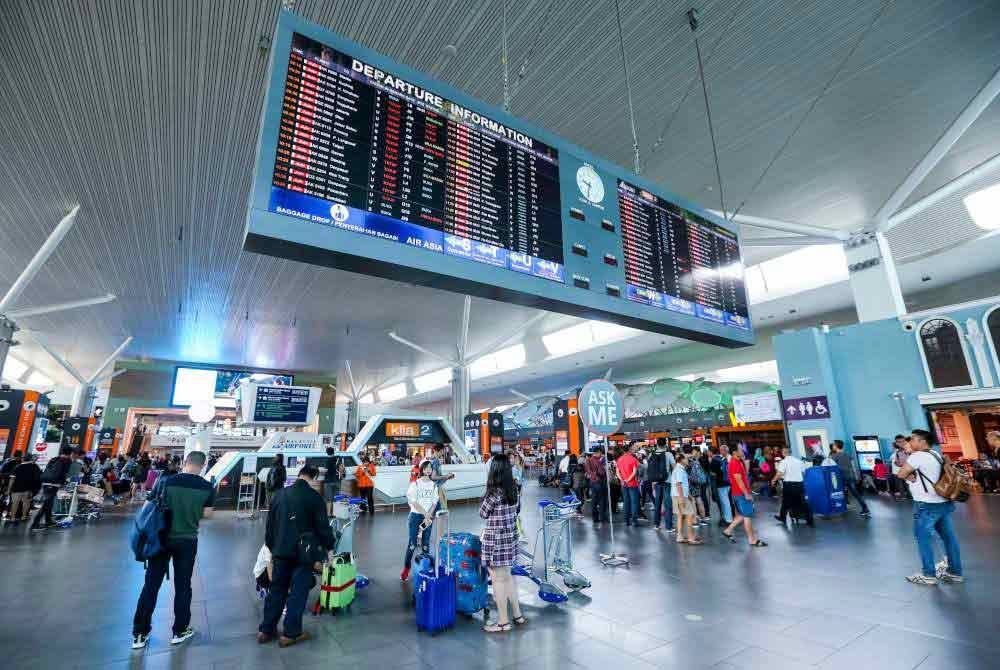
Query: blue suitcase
439 532 489 615
415 510 456 635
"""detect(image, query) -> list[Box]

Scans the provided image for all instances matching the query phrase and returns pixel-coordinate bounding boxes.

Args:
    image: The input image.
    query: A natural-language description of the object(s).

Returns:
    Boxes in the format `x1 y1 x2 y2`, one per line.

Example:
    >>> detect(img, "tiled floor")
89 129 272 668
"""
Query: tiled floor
2 484 999 669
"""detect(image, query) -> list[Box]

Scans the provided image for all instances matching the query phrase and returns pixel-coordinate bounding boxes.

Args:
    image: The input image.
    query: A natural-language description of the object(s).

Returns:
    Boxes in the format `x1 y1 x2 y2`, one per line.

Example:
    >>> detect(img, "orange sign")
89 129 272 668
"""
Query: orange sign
385 422 421 438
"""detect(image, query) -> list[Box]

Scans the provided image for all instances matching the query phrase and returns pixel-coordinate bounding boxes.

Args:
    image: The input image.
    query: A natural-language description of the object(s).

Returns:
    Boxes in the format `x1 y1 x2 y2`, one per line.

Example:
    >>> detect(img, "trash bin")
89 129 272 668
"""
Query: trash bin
804 465 846 516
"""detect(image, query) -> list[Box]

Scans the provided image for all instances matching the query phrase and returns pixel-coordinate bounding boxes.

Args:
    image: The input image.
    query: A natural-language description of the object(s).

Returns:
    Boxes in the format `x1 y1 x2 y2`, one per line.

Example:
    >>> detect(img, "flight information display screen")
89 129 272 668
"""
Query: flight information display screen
269 32 564 282
617 180 749 329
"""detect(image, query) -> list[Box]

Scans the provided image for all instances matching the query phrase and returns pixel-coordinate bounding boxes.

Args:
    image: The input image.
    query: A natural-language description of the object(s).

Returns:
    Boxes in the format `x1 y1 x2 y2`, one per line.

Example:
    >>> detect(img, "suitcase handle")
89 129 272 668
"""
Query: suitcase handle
433 509 449 575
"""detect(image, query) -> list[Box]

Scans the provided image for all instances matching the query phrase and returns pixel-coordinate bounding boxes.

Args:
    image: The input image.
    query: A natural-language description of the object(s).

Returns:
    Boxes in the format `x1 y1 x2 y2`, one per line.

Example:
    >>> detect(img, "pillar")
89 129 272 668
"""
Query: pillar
843 231 906 323
449 365 469 436
70 384 96 417
0 316 15 381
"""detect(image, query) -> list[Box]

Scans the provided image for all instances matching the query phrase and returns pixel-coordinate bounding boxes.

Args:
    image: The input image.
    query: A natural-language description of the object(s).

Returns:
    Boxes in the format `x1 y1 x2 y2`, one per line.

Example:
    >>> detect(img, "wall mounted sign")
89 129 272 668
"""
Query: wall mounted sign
782 394 831 421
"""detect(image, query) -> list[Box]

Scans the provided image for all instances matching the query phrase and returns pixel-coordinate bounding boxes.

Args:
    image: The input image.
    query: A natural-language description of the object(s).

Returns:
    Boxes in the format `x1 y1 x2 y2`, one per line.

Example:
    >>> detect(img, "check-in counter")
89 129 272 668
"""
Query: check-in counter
372 463 488 505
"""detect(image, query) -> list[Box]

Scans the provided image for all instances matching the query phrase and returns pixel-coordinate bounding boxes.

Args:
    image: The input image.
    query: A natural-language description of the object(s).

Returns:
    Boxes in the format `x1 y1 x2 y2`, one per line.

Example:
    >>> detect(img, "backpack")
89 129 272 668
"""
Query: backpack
646 452 667 483
129 484 171 563
915 451 974 503
689 460 707 486
40 457 66 485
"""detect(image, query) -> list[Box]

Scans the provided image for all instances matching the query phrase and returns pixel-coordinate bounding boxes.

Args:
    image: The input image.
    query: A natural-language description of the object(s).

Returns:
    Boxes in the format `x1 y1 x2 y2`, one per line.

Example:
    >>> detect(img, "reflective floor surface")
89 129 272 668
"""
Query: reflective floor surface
2 483 999 669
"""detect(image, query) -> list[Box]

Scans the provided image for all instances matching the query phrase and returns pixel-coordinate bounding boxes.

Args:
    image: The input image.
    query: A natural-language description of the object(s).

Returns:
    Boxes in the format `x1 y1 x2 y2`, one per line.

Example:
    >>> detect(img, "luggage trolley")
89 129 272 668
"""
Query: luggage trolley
513 495 591 602
330 494 369 589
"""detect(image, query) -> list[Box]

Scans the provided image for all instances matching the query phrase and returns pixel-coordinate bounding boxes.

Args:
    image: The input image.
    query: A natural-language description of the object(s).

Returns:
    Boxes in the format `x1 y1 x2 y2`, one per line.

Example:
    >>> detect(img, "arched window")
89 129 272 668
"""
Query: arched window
985 306 1000 381
917 318 974 390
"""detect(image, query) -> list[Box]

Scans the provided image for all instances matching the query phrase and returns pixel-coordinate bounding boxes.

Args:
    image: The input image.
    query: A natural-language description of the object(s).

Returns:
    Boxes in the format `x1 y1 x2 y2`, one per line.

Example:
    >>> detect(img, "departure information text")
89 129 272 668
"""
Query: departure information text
617 180 749 329
269 33 564 282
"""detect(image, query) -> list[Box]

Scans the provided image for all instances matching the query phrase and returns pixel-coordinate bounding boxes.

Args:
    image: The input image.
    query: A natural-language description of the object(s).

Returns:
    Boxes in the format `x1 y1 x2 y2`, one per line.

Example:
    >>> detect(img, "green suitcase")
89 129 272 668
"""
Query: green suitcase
318 555 357 613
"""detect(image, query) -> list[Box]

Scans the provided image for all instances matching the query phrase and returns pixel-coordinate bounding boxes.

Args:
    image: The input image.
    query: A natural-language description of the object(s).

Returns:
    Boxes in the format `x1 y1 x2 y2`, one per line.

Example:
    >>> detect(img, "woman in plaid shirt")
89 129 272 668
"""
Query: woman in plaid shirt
479 455 525 633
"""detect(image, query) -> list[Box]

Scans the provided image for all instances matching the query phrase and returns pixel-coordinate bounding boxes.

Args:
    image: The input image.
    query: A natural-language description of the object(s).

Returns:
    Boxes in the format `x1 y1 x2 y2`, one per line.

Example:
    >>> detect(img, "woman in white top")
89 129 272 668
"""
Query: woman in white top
400 460 439 582
896 429 963 586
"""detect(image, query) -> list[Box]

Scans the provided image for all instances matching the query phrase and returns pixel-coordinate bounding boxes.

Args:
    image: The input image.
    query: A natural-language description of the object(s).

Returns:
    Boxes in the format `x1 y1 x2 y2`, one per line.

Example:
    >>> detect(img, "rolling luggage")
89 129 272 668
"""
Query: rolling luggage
439 532 489 616
317 553 357 614
415 510 456 635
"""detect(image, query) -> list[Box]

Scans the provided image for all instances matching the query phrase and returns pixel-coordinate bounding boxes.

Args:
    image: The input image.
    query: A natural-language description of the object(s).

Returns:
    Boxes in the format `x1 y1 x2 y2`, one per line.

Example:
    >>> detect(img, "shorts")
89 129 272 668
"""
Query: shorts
672 496 696 517
324 482 341 502
733 496 755 518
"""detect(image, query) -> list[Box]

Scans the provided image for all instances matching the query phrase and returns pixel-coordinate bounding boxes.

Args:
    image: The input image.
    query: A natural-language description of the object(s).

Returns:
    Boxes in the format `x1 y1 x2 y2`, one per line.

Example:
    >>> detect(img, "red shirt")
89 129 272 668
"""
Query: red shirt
728 457 749 493
873 463 889 479
616 453 640 488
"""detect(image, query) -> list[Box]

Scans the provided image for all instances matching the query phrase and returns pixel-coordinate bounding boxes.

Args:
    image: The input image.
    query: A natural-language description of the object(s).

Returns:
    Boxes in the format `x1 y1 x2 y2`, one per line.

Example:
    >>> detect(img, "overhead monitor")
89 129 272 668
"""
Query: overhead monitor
244 11 753 348
732 391 782 423
239 383 321 426
171 366 294 408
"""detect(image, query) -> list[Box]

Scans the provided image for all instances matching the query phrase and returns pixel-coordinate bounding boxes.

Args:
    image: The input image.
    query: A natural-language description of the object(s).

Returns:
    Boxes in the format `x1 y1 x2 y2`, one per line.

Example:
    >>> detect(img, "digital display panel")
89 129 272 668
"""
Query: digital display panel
269 32 564 283
617 180 749 329
171 367 294 408
253 386 310 424
246 12 754 348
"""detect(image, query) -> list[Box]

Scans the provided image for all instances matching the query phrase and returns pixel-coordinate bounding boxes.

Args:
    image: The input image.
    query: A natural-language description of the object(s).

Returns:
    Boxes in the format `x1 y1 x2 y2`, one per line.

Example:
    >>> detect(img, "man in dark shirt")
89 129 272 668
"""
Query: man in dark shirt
9 453 42 524
31 446 72 531
831 440 870 517
584 447 608 525
266 454 286 509
131 451 215 650
323 447 344 516
259 465 333 647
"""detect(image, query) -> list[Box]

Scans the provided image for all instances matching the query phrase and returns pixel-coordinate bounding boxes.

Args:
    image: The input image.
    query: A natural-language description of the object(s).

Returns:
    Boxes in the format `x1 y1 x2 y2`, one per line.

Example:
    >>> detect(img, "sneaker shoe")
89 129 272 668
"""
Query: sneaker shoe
666 527 677 534
131 633 149 650
860 511 871 518
400 567 410 582
170 627 195 645
905 574 938 586
939 572 964 584
30 525 48 532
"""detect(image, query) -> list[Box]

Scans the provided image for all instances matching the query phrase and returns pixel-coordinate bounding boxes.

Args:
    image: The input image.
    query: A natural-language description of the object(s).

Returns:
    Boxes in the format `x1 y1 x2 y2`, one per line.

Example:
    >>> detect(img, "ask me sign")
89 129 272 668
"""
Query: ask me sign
578 379 624 436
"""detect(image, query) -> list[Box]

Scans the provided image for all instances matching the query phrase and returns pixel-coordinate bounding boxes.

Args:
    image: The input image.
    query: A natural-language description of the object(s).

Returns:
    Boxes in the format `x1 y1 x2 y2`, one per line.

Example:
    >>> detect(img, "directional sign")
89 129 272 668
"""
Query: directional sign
578 379 624 436
782 394 831 422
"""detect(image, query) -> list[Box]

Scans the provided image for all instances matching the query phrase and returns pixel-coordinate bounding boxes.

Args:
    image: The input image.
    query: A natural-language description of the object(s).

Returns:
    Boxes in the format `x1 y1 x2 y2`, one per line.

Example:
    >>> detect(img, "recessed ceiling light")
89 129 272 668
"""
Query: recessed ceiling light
963 182 1000 230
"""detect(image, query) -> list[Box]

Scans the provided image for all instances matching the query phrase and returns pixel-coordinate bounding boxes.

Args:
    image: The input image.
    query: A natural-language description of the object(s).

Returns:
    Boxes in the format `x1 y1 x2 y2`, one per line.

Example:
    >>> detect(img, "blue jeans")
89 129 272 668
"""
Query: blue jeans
716 485 733 523
404 512 432 569
843 478 870 513
622 486 640 525
652 482 673 529
260 557 316 638
133 538 197 636
913 501 962 578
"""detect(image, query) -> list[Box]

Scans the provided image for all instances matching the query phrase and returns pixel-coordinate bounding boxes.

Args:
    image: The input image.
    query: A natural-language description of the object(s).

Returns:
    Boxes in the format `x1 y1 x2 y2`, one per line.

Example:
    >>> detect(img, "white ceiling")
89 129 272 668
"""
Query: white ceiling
0 0 998 398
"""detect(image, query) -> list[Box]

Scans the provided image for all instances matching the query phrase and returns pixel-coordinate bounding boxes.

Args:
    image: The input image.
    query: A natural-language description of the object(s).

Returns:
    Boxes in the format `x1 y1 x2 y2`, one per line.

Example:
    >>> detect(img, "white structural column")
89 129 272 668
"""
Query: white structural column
843 231 906 322
0 317 15 381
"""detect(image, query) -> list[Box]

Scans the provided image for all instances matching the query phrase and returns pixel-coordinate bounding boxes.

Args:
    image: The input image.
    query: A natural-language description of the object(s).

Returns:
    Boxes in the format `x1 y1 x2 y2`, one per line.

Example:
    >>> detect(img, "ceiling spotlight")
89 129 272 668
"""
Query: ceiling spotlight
963 182 1000 230
442 44 458 59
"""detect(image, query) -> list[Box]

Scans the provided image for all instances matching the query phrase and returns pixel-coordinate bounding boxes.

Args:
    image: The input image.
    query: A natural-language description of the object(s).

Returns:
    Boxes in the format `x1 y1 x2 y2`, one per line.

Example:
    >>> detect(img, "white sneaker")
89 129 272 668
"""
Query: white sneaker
905 574 938 586
131 633 149 650
939 572 964 584
170 627 195 645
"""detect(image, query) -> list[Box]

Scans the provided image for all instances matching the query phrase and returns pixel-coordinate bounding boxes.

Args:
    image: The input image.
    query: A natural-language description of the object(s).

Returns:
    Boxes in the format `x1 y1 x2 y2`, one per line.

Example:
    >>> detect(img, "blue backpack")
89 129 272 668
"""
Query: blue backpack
130 485 170 563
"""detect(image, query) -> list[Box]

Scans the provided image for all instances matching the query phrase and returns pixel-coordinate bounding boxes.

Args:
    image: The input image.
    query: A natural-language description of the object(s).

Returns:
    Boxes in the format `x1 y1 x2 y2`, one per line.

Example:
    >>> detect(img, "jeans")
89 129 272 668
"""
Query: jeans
589 481 608 522
715 486 733 523
132 538 198 636
260 557 315 638
778 481 813 525
652 481 673 529
31 485 58 528
913 501 962 577
843 478 869 513
404 511 432 568
622 486 639 525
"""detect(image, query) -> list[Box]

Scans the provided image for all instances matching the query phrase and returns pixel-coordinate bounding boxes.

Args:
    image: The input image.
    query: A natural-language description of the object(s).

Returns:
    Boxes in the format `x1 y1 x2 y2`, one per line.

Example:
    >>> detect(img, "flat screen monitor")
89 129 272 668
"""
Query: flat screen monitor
171 367 294 408
244 11 754 348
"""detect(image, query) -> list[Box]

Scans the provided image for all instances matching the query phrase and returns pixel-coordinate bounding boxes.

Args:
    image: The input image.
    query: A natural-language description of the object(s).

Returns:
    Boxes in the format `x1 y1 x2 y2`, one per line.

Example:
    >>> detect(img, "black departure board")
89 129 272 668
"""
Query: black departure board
618 180 749 329
252 386 310 424
269 33 565 282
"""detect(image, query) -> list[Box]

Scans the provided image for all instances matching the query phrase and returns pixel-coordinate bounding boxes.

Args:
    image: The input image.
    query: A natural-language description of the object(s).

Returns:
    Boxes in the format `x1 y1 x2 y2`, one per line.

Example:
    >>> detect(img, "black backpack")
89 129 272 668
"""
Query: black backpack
646 452 667 483
41 457 66 485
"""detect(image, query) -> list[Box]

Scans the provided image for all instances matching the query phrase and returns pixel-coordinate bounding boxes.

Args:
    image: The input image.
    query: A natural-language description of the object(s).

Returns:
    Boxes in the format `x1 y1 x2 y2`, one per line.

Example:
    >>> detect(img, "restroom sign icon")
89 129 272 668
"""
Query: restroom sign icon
782 394 831 421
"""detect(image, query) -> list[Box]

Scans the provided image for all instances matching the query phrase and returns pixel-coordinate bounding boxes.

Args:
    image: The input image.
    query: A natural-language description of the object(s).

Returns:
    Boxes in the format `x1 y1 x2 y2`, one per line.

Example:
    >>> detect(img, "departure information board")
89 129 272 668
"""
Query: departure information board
246 11 753 348
617 180 749 329
252 386 310 424
269 32 564 282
